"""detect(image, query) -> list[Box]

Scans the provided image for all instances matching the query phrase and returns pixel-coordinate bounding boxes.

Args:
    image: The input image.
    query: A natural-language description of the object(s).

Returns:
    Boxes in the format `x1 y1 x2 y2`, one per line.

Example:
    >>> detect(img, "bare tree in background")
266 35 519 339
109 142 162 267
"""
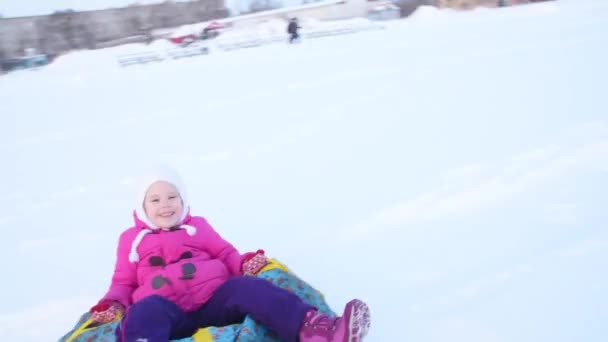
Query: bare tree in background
125 2 144 36
77 24 97 49
43 9 99 51
394 0 429 17
194 5 209 22
48 10 78 51
0 28 5 59
158 1 183 28
18 37 28 54
134 8 154 43
0 22 8 72
35 16 53 54
248 0 281 13
127 15 143 36
149 3 171 29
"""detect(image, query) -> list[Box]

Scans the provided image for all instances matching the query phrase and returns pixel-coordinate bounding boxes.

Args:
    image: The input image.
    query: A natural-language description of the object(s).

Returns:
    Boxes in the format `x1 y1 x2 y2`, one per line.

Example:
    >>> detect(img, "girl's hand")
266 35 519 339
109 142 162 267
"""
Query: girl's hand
90 301 124 324
242 249 269 276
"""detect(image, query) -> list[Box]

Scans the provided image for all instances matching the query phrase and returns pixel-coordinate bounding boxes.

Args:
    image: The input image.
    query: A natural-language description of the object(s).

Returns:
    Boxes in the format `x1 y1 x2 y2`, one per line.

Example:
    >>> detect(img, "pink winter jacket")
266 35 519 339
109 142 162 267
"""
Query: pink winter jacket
99 213 244 312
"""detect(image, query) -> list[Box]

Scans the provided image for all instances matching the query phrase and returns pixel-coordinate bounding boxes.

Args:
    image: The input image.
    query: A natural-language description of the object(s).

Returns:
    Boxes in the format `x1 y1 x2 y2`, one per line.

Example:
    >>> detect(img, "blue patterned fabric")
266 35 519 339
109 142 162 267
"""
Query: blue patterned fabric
59 266 335 342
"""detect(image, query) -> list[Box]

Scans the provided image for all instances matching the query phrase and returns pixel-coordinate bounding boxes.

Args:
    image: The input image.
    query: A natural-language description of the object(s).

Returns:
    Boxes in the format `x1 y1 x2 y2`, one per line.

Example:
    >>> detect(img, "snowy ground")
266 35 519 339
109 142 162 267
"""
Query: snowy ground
1 0 607 340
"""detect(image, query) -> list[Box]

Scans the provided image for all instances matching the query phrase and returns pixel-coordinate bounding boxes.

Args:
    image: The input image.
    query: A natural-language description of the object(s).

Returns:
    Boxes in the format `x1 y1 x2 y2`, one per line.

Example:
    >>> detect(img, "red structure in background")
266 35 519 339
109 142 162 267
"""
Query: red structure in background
168 21 226 45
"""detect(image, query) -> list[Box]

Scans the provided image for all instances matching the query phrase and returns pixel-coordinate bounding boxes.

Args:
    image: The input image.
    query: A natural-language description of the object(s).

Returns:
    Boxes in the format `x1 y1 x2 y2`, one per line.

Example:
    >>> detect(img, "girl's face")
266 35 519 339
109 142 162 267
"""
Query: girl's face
143 181 184 229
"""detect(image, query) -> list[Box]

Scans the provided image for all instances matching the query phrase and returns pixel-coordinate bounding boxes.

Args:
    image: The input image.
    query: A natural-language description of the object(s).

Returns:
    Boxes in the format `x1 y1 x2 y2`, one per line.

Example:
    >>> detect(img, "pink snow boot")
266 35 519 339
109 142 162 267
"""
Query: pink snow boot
299 299 371 342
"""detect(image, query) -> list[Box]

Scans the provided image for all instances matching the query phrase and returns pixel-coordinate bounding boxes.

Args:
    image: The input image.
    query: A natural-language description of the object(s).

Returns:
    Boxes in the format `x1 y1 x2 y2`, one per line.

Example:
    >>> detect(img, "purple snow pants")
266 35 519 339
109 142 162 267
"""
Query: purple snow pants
117 276 313 342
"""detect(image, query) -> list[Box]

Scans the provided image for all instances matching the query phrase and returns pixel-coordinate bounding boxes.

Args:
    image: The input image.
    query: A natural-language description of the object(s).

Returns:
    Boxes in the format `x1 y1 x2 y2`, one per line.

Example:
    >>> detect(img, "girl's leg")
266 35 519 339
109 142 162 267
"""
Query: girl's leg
194 276 314 342
118 295 199 342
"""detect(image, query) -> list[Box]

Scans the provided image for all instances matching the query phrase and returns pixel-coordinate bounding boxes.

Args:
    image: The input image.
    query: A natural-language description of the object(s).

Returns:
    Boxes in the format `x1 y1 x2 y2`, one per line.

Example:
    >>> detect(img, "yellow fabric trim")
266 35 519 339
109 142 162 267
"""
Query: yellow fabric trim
65 311 123 342
259 258 289 274
191 327 214 342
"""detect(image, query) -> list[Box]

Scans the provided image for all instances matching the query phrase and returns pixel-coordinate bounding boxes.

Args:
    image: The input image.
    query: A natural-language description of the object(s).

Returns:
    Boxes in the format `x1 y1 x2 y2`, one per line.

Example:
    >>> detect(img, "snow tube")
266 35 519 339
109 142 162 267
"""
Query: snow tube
59 259 335 342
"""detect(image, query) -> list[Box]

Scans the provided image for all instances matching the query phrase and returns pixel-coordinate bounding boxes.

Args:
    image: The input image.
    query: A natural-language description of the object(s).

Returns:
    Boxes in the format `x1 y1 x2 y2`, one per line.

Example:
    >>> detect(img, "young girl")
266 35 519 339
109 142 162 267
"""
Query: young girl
91 166 371 342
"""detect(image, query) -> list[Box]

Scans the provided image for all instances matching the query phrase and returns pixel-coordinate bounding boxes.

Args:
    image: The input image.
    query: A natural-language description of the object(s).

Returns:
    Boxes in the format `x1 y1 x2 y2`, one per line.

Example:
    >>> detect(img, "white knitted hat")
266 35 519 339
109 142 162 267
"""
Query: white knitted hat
129 165 196 262
134 165 190 229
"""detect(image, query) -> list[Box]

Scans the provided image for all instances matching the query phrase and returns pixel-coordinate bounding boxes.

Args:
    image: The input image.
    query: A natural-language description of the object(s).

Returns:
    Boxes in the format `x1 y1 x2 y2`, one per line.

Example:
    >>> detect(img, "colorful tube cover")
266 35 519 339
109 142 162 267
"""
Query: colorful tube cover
60 260 336 342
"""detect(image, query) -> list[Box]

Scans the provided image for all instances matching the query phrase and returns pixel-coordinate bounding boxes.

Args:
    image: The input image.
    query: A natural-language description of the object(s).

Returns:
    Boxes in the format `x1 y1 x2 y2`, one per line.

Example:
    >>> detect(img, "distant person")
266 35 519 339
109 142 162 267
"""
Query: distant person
287 17 301 44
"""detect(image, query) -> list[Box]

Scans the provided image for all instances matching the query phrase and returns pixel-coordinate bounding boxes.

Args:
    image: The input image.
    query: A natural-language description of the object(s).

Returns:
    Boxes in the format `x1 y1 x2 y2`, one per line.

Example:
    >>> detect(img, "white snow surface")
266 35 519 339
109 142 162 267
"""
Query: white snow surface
1 0 607 341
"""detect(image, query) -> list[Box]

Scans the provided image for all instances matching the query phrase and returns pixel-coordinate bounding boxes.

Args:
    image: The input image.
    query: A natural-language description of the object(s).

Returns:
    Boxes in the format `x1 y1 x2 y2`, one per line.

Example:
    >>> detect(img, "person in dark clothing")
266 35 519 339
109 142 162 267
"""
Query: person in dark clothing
287 18 301 44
